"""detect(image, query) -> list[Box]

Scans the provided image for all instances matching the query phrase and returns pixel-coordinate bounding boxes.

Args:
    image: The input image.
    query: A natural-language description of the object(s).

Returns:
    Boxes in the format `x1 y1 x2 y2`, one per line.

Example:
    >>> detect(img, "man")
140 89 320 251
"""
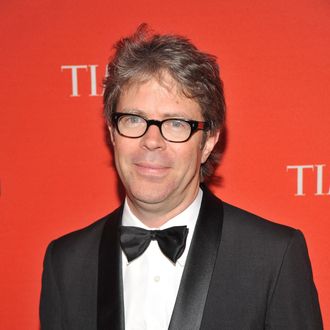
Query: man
40 25 323 329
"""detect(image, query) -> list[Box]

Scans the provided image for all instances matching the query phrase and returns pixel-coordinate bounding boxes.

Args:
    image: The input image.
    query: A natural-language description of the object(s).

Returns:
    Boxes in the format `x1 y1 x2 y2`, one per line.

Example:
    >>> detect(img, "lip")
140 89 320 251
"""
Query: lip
134 162 170 176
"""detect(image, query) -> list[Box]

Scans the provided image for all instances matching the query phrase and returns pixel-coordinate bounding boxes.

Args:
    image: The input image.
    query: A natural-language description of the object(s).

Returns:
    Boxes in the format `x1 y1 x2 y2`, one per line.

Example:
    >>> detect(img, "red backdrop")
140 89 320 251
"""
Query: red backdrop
1 0 329 328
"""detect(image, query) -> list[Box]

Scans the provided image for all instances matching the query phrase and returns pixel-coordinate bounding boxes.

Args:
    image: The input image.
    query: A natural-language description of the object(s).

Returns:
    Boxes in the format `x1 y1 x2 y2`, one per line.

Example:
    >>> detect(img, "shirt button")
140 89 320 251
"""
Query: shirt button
154 275 160 282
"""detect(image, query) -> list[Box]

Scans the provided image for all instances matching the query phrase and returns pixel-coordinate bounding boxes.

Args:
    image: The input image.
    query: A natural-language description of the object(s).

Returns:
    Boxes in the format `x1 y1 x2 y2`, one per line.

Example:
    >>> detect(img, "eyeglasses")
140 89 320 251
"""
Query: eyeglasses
111 112 211 143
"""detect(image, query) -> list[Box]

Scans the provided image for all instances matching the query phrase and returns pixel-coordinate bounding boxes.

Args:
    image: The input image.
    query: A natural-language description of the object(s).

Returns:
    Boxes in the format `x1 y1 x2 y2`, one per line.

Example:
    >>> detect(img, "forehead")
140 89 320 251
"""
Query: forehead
118 73 202 119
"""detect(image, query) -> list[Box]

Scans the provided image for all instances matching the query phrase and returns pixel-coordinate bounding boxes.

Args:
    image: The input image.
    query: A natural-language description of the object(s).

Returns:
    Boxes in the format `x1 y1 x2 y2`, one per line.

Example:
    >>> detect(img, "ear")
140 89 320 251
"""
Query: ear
201 130 220 164
108 125 116 145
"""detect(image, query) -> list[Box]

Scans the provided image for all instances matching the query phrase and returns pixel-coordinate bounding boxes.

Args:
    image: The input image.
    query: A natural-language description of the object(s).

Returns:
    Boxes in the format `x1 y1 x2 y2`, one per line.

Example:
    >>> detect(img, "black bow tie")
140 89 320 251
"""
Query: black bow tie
119 225 189 263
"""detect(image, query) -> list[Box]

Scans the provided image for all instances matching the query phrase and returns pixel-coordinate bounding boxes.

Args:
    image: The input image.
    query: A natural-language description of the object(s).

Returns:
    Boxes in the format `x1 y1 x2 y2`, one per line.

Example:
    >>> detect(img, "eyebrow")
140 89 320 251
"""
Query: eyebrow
120 108 145 116
120 108 192 120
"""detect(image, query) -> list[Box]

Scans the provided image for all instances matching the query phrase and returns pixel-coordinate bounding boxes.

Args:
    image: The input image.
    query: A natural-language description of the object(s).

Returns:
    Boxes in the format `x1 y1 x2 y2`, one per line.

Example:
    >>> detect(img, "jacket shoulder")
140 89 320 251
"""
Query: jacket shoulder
220 201 311 282
46 206 122 262
201 186 298 244
222 201 297 242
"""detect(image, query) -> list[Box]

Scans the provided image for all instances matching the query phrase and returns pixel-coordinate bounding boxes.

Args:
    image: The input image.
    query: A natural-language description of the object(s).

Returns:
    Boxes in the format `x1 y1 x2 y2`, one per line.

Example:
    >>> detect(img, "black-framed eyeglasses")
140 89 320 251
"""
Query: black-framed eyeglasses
111 112 211 143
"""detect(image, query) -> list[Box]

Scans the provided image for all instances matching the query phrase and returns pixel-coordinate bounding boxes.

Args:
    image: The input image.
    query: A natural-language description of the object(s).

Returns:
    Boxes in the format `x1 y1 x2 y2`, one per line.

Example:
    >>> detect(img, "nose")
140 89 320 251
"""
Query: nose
140 124 166 150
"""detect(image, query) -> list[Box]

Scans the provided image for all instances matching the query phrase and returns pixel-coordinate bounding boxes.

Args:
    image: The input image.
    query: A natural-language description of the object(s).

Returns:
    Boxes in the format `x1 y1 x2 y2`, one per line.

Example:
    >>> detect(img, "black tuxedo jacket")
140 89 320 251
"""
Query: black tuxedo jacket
40 188 323 329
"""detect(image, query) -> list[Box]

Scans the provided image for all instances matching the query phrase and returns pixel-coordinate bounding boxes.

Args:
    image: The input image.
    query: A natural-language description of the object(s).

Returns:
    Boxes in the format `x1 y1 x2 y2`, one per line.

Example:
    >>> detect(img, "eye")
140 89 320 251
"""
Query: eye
121 115 145 126
166 119 190 130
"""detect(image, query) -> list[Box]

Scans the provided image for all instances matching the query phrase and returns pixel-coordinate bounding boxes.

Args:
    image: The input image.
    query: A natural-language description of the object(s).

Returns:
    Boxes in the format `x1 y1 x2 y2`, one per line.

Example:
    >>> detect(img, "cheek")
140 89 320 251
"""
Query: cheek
112 141 130 171
175 144 203 170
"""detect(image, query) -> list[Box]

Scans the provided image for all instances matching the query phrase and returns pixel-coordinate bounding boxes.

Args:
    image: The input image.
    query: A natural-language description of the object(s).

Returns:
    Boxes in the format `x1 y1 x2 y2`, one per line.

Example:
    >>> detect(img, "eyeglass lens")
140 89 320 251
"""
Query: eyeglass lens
117 114 192 142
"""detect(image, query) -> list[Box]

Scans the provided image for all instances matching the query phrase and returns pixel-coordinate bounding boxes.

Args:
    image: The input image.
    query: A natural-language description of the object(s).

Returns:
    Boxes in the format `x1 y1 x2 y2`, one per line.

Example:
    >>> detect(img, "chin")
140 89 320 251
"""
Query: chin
128 183 175 205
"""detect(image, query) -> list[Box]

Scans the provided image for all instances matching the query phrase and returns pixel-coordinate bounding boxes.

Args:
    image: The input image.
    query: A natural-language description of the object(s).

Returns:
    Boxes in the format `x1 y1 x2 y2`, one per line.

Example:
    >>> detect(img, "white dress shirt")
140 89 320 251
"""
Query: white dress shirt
121 188 203 330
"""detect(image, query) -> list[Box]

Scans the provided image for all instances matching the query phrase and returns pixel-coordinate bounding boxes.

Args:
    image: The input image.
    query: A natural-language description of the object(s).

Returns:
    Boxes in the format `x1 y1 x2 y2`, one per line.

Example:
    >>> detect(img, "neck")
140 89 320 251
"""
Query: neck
126 185 200 228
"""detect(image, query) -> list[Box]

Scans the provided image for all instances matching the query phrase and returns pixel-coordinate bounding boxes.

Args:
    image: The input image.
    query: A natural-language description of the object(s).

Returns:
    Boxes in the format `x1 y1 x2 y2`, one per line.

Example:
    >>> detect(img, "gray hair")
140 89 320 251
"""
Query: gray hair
103 24 226 181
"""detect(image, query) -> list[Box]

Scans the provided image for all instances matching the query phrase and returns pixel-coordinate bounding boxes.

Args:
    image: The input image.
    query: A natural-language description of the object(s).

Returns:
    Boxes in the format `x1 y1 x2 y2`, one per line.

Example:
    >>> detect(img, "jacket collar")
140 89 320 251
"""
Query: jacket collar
169 186 224 330
97 206 125 330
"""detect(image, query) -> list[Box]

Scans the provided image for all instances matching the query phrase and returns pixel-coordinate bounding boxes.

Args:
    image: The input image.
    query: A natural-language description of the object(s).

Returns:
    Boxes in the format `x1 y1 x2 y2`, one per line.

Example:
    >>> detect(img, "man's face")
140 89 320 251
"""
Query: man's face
109 73 219 221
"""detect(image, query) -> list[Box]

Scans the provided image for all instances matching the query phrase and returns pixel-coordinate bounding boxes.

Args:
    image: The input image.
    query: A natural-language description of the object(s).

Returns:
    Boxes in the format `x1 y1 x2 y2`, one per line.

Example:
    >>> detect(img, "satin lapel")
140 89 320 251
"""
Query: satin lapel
97 206 125 330
169 187 224 330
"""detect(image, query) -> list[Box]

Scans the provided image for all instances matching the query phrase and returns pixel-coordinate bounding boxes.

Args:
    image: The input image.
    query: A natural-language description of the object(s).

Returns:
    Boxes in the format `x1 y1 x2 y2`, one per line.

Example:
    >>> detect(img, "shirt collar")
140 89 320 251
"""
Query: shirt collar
122 188 203 267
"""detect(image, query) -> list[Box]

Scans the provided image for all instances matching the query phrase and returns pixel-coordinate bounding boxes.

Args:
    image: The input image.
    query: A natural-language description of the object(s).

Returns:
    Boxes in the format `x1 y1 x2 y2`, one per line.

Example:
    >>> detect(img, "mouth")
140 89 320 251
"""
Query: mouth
134 162 170 177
